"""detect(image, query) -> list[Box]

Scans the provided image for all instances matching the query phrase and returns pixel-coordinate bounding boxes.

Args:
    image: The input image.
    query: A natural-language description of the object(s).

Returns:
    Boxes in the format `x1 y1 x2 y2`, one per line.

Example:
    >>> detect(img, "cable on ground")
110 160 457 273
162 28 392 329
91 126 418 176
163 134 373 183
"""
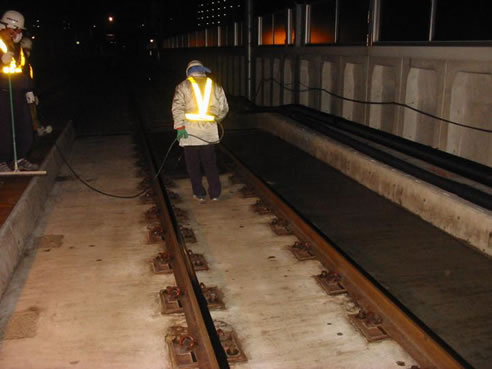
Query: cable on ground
54 122 225 199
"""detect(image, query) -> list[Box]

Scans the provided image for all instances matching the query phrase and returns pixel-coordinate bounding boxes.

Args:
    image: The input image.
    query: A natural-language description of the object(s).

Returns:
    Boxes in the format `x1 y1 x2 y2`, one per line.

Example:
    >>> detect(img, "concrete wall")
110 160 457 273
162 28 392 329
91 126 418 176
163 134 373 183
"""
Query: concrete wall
0 123 75 299
166 45 492 166
156 46 492 255
249 46 492 167
161 46 492 166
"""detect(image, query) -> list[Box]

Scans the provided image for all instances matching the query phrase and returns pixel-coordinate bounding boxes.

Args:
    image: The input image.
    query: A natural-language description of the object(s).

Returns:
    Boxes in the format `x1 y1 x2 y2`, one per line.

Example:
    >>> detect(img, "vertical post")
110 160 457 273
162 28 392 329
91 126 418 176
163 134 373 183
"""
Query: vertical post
234 22 239 46
334 0 340 44
369 0 381 45
287 8 293 45
429 0 437 41
8 75 18 171
298 4 308 46
294 3 306 104
246 0 254 101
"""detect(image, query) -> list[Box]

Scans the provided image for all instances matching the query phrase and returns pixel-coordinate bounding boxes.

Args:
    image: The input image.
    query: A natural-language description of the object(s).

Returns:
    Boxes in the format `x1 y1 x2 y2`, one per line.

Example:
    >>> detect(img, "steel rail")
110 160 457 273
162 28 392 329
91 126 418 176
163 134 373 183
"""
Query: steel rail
134 121 228 369
219 143 469 369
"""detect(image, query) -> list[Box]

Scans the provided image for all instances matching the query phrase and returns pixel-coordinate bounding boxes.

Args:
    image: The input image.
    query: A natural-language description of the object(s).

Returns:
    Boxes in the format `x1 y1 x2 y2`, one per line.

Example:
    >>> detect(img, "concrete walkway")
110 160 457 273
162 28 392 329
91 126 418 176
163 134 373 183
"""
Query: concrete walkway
0 136 176 369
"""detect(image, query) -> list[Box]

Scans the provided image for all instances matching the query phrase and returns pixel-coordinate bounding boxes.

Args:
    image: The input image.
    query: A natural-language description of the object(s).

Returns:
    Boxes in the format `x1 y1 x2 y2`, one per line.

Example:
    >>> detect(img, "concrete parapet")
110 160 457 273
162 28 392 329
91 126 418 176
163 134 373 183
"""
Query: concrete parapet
0 122 75 299
258 112 492 256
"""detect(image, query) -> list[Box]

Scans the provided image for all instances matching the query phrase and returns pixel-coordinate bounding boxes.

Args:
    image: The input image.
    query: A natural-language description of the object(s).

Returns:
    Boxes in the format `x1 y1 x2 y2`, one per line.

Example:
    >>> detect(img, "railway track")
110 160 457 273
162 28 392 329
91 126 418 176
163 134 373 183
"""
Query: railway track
134 121 469 369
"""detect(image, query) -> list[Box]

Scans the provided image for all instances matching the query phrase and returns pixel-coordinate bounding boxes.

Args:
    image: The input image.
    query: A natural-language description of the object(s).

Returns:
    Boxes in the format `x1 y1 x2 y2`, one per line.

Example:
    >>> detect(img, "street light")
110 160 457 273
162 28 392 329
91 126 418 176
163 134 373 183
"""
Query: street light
108 16 114 23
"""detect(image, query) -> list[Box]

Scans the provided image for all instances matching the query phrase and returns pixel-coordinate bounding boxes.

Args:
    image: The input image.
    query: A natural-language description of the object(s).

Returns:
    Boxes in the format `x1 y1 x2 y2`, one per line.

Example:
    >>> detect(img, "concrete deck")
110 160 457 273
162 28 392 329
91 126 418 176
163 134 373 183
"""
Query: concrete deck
0 135 176 369
0 122 75 299
169 174 417 369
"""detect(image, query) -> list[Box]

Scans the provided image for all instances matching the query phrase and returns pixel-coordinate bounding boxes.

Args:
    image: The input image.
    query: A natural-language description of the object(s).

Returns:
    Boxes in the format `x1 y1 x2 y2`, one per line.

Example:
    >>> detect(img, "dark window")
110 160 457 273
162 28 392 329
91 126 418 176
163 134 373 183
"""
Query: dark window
261 15 274 45
237 22 244 46
189 32 197 47
273 10 288 45
309 0 336 44
207 28 218 47
379 0 431 41
196 30 205 47
338 0 370 44
219 25 226 46
227 24 235 46
435 0 492 41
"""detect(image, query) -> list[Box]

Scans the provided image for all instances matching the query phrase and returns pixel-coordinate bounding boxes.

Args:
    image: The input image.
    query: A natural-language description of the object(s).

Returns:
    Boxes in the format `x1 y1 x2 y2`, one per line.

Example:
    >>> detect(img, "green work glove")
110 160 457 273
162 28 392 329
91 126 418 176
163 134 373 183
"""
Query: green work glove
177 128 189 140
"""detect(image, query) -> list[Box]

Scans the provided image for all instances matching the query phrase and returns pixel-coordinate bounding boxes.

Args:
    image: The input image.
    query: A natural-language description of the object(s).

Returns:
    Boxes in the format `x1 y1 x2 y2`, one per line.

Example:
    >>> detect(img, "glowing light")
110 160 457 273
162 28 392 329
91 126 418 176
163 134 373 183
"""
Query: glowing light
108 16 114 22
76 41 80 45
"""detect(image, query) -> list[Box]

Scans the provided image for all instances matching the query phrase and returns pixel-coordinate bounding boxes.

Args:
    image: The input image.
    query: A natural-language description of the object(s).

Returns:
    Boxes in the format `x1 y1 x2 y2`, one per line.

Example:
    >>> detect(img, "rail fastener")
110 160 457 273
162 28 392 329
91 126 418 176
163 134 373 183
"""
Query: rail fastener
152 252 173 274
289 240 316 260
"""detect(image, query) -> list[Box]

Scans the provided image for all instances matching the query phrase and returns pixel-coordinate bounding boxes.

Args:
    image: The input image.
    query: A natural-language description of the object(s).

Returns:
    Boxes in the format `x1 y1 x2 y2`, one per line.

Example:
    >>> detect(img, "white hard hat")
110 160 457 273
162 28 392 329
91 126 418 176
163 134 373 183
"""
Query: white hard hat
1 10 25 30
21 37 32 49
186 60 204 74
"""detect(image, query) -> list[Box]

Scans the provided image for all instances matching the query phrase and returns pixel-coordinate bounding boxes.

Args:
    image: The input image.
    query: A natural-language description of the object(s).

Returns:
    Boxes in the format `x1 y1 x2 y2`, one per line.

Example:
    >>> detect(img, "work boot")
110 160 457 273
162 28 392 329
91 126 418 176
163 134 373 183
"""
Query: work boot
193 194 206 203
0 162 11 172
16 159 39 171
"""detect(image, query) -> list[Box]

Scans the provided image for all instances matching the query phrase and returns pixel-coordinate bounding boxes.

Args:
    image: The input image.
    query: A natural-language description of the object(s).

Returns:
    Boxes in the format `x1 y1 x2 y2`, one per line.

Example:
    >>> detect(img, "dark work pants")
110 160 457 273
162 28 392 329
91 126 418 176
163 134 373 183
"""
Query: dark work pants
0 88 34 162
183 145 221 199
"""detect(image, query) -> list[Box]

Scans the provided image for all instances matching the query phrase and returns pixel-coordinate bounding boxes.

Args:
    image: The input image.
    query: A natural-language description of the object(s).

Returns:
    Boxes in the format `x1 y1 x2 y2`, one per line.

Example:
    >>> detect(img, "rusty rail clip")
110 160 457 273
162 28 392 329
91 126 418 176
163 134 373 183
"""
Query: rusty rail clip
239 185 257 198
167 326 199 368
251 199 271 215
215 322 247 363
172 206 189 222
160 286 183 314
145 206 159 221
137 167 150 177
163 176 176 188
147 224 165 244
179 226 197 244
140 189 155 204
229 174 243 184
168 191 182 203
152 252 173 274
270 218 293 235
289 240 316 260
138 176 152 189
200 283 226 310
314 270 347 295
187 250 209 271
135 158 147 168
348 310 389 342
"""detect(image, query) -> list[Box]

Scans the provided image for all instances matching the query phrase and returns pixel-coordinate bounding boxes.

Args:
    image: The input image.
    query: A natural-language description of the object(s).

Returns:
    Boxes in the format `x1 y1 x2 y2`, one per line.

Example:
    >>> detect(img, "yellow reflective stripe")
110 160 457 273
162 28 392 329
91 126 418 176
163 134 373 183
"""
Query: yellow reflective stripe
0 39 7 53
2 65 22 74
185 77 215 121
29 65 33 79
0 39 23 74
20 48 25 67
184 113 215 121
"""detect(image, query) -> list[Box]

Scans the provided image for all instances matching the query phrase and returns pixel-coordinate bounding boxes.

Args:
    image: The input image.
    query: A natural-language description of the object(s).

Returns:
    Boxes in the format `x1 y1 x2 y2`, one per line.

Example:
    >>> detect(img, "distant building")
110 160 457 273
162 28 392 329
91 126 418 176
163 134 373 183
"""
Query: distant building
196 0 243 28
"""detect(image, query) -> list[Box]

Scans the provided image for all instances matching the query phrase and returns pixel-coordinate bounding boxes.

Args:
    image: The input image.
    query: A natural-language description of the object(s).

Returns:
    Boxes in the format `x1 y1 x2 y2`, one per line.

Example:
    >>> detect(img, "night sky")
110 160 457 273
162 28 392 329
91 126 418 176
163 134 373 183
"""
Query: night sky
0 0 295 37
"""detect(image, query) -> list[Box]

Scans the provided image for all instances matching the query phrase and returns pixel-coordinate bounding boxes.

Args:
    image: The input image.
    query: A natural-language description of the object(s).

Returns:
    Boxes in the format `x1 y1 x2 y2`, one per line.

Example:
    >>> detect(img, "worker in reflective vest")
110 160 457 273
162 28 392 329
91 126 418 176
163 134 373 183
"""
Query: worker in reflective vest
0 10 38 172
172 60 229 202
21 36 52 137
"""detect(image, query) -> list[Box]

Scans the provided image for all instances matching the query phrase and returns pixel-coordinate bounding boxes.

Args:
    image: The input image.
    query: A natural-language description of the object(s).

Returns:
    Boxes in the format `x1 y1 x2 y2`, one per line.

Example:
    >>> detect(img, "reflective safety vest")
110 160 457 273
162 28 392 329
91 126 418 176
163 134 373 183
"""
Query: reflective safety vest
185 76 215 122
0 37 26 75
